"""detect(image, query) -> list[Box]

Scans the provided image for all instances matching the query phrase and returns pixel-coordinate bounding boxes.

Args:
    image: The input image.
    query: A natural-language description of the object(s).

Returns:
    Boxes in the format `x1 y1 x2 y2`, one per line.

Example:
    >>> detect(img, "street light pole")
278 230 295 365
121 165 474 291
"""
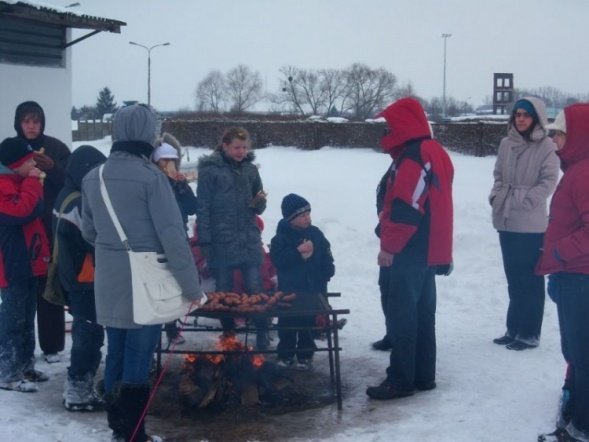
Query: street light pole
441 33 452 120
129 41 171 107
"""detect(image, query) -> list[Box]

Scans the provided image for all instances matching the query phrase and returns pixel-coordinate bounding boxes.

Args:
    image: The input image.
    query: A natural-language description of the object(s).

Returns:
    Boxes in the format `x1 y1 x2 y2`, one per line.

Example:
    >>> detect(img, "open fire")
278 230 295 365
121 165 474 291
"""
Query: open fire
179 334 291 410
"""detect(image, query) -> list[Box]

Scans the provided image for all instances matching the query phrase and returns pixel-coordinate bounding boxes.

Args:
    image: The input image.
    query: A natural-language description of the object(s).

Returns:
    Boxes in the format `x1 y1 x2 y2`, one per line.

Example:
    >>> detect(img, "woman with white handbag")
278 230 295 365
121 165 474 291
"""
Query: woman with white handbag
81 104 204 442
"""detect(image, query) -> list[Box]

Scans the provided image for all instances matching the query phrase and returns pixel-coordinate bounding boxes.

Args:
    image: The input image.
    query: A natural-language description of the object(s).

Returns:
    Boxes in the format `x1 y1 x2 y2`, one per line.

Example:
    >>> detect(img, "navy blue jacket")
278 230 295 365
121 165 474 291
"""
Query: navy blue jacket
270 219 335 294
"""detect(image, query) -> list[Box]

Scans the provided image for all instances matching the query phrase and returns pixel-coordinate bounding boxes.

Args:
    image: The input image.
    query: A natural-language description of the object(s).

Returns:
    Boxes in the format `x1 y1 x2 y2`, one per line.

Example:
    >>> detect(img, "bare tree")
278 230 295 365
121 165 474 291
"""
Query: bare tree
424 96 473 120
344 63 397 120
226 65 263 113
278 66 310 116
394 81 417 100
195 70 226 112
318 68 347 116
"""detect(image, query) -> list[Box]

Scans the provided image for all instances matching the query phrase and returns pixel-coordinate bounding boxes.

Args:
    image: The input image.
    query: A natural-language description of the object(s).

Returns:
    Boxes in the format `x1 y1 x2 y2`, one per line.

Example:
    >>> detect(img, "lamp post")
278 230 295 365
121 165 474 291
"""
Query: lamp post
441 33 452 120
129 41 171 107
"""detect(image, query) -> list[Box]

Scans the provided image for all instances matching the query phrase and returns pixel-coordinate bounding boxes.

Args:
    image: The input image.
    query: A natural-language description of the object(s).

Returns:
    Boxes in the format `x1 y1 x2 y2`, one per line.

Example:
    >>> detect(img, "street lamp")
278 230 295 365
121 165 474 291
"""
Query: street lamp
129 41 171 107
441 33 452 120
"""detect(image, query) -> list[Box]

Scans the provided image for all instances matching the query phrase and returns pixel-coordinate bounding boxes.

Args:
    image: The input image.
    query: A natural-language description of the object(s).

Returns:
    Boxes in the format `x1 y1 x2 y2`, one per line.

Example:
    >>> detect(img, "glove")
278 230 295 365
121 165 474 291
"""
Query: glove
435 262 453 276
249 190 267 213
33 152 55 171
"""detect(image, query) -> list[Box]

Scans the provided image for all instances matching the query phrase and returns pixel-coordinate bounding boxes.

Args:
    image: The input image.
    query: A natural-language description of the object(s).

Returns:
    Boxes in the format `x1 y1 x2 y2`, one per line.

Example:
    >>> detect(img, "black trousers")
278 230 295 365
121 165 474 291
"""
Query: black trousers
383 263 436 390
378 266 390 340
498 231 545 341
277 315 317 361
554 273 589 434
36 276 65 354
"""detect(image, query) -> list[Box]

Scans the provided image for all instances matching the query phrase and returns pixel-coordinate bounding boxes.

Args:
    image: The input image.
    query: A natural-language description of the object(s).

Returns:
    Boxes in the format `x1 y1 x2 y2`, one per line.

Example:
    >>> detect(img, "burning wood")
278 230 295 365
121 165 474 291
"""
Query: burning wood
179 334 291 410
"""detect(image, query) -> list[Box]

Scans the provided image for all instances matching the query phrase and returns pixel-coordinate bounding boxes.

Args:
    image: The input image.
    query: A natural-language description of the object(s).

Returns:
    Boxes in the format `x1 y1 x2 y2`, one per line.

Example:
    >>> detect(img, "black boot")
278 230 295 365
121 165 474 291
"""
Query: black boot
118 384 151 442
104 387 125 440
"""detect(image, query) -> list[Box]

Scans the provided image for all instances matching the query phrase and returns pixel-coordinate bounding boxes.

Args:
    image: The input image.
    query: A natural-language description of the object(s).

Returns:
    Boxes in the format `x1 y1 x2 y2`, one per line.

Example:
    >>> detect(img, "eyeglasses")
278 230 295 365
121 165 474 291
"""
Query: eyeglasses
549 130 566 138
514 111 532 119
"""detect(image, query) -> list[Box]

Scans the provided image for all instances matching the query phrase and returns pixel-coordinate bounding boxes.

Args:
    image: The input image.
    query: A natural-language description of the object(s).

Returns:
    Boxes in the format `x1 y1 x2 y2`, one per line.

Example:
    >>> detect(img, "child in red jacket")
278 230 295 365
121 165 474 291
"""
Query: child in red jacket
0 137 50 393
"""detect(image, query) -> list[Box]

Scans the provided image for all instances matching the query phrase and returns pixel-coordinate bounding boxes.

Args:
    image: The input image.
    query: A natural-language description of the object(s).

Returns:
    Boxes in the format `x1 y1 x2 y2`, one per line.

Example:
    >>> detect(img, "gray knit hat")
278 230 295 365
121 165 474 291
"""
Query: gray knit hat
112 104 158 145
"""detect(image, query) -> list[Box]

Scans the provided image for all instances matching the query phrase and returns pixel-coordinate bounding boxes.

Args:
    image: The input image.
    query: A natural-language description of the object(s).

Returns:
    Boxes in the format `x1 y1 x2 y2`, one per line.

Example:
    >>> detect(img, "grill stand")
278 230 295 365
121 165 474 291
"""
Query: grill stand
155 292 349 410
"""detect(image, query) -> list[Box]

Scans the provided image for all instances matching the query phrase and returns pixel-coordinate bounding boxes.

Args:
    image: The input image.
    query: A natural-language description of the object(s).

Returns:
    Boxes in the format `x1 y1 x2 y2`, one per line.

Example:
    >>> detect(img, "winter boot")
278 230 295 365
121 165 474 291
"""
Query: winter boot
63 373 104 412
118 384 162 442
104 387 126 440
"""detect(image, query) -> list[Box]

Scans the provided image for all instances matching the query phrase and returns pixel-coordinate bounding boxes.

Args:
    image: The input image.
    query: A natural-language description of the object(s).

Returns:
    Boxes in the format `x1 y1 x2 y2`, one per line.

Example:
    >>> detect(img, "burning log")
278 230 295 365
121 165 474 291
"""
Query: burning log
179 334 293 410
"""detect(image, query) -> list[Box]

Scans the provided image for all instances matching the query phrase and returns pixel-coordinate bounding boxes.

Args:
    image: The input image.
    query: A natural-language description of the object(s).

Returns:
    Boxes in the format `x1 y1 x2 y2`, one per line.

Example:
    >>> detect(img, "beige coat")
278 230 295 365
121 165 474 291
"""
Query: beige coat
489 97 560 233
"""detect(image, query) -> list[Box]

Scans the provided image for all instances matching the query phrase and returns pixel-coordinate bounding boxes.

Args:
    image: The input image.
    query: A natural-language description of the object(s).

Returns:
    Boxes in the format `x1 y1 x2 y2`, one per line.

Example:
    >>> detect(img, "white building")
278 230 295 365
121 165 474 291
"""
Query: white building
0 1 123 146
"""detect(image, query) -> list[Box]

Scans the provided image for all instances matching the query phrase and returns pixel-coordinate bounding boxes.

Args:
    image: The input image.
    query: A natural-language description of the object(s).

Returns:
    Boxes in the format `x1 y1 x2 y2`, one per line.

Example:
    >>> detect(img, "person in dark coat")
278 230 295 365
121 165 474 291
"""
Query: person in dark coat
54 145 106 411
372 164 394 351
270 194 335 370
0 137 50 392
366 98 454 401
14 101 70 363
196 127 269 349
151 133 198 347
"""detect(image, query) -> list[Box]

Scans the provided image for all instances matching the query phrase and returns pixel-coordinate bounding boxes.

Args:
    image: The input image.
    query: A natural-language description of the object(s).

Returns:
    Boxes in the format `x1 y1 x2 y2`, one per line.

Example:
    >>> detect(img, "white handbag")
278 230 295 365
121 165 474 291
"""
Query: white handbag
99 165 192 325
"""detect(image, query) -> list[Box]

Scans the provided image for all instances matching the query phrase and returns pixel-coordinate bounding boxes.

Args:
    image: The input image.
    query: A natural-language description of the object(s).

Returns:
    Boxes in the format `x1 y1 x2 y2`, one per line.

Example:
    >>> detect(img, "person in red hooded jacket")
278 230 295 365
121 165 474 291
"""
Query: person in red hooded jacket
0 137 50 393
536 104 589 442
366 97 454 401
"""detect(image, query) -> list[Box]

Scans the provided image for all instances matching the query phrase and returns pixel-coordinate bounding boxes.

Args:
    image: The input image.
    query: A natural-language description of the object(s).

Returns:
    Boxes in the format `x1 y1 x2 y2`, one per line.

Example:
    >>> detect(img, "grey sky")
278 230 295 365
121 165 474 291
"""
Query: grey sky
71 0 589 112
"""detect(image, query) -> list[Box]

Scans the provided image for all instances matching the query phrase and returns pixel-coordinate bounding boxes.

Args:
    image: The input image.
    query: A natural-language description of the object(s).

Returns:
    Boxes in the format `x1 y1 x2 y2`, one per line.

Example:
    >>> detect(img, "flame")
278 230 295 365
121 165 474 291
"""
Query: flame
184 334 265 369
251 354 265 369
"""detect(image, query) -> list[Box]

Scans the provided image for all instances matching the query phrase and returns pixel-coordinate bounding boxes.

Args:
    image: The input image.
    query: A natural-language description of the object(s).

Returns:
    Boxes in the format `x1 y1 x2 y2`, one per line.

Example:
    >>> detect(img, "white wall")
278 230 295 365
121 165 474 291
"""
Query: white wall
0 29 73 148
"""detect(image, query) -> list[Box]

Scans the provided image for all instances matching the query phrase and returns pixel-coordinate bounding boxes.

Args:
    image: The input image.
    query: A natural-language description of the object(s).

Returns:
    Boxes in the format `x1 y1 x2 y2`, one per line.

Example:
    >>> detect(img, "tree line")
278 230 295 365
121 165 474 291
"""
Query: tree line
73 68 589 122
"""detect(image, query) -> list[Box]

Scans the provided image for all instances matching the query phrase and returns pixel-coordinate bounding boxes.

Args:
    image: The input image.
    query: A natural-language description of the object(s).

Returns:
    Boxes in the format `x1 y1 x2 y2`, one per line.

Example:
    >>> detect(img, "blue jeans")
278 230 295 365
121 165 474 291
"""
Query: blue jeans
68 290 104 379
498 231 545 341
383 263 437 390
0 278 37 382
103 325 161 393
214 263 262 293
553 272 589 433
214 263 263 330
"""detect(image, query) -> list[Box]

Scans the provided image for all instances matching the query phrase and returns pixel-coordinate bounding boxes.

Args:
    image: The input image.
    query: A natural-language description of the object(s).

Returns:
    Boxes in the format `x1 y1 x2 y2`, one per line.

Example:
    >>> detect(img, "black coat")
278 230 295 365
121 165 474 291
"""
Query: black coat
270 219 335 294
54 145 106 294
14 101 71 244
168 176 197 231
196 150 265 268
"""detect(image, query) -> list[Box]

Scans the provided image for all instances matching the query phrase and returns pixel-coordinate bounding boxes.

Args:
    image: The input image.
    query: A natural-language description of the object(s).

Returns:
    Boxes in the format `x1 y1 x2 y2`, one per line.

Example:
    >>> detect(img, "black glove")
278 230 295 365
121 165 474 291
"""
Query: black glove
435 262 453 276
33 152 55 171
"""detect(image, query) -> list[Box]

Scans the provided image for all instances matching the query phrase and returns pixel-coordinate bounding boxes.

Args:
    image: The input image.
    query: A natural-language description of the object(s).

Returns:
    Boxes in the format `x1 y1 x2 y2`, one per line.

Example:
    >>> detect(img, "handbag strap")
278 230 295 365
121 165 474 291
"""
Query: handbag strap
98 164 131 251
51 190 82 261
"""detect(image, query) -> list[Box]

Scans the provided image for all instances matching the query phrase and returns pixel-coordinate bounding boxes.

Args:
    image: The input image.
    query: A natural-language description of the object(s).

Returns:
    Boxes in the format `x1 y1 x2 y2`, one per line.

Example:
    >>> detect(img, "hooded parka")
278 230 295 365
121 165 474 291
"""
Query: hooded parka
489 96 560 233
537 103 589 275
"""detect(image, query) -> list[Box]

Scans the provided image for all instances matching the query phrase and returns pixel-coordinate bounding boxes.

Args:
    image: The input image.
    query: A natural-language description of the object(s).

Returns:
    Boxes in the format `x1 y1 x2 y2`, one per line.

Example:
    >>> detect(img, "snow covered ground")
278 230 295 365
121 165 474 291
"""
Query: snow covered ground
0 138 564 441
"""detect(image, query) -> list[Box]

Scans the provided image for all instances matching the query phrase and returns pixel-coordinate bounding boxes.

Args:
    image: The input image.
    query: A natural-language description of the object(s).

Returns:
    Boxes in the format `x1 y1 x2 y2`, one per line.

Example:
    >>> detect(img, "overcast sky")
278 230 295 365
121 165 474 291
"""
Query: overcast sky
70 0 589 112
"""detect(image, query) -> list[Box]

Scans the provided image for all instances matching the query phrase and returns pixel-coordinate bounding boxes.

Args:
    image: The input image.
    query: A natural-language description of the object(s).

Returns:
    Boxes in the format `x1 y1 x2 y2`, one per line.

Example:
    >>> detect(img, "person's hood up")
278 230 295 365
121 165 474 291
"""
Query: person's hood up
376 97 432 153
65 145 107 190
558 103 589 168
153 132 183 169
13 101 45 138
507 96 550 142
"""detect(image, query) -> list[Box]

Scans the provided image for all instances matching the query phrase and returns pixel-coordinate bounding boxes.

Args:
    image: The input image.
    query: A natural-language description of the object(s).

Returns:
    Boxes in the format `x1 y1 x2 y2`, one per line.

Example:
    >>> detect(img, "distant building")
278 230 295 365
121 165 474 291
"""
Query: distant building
0 1 124 145
493 73 514 115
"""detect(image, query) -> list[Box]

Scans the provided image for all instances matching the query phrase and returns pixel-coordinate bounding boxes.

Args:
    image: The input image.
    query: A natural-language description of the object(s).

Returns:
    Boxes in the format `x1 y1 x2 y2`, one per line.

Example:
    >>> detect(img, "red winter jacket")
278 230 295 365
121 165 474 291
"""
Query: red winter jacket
0 169 50 287
536 103 589 275
377 98 454 266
